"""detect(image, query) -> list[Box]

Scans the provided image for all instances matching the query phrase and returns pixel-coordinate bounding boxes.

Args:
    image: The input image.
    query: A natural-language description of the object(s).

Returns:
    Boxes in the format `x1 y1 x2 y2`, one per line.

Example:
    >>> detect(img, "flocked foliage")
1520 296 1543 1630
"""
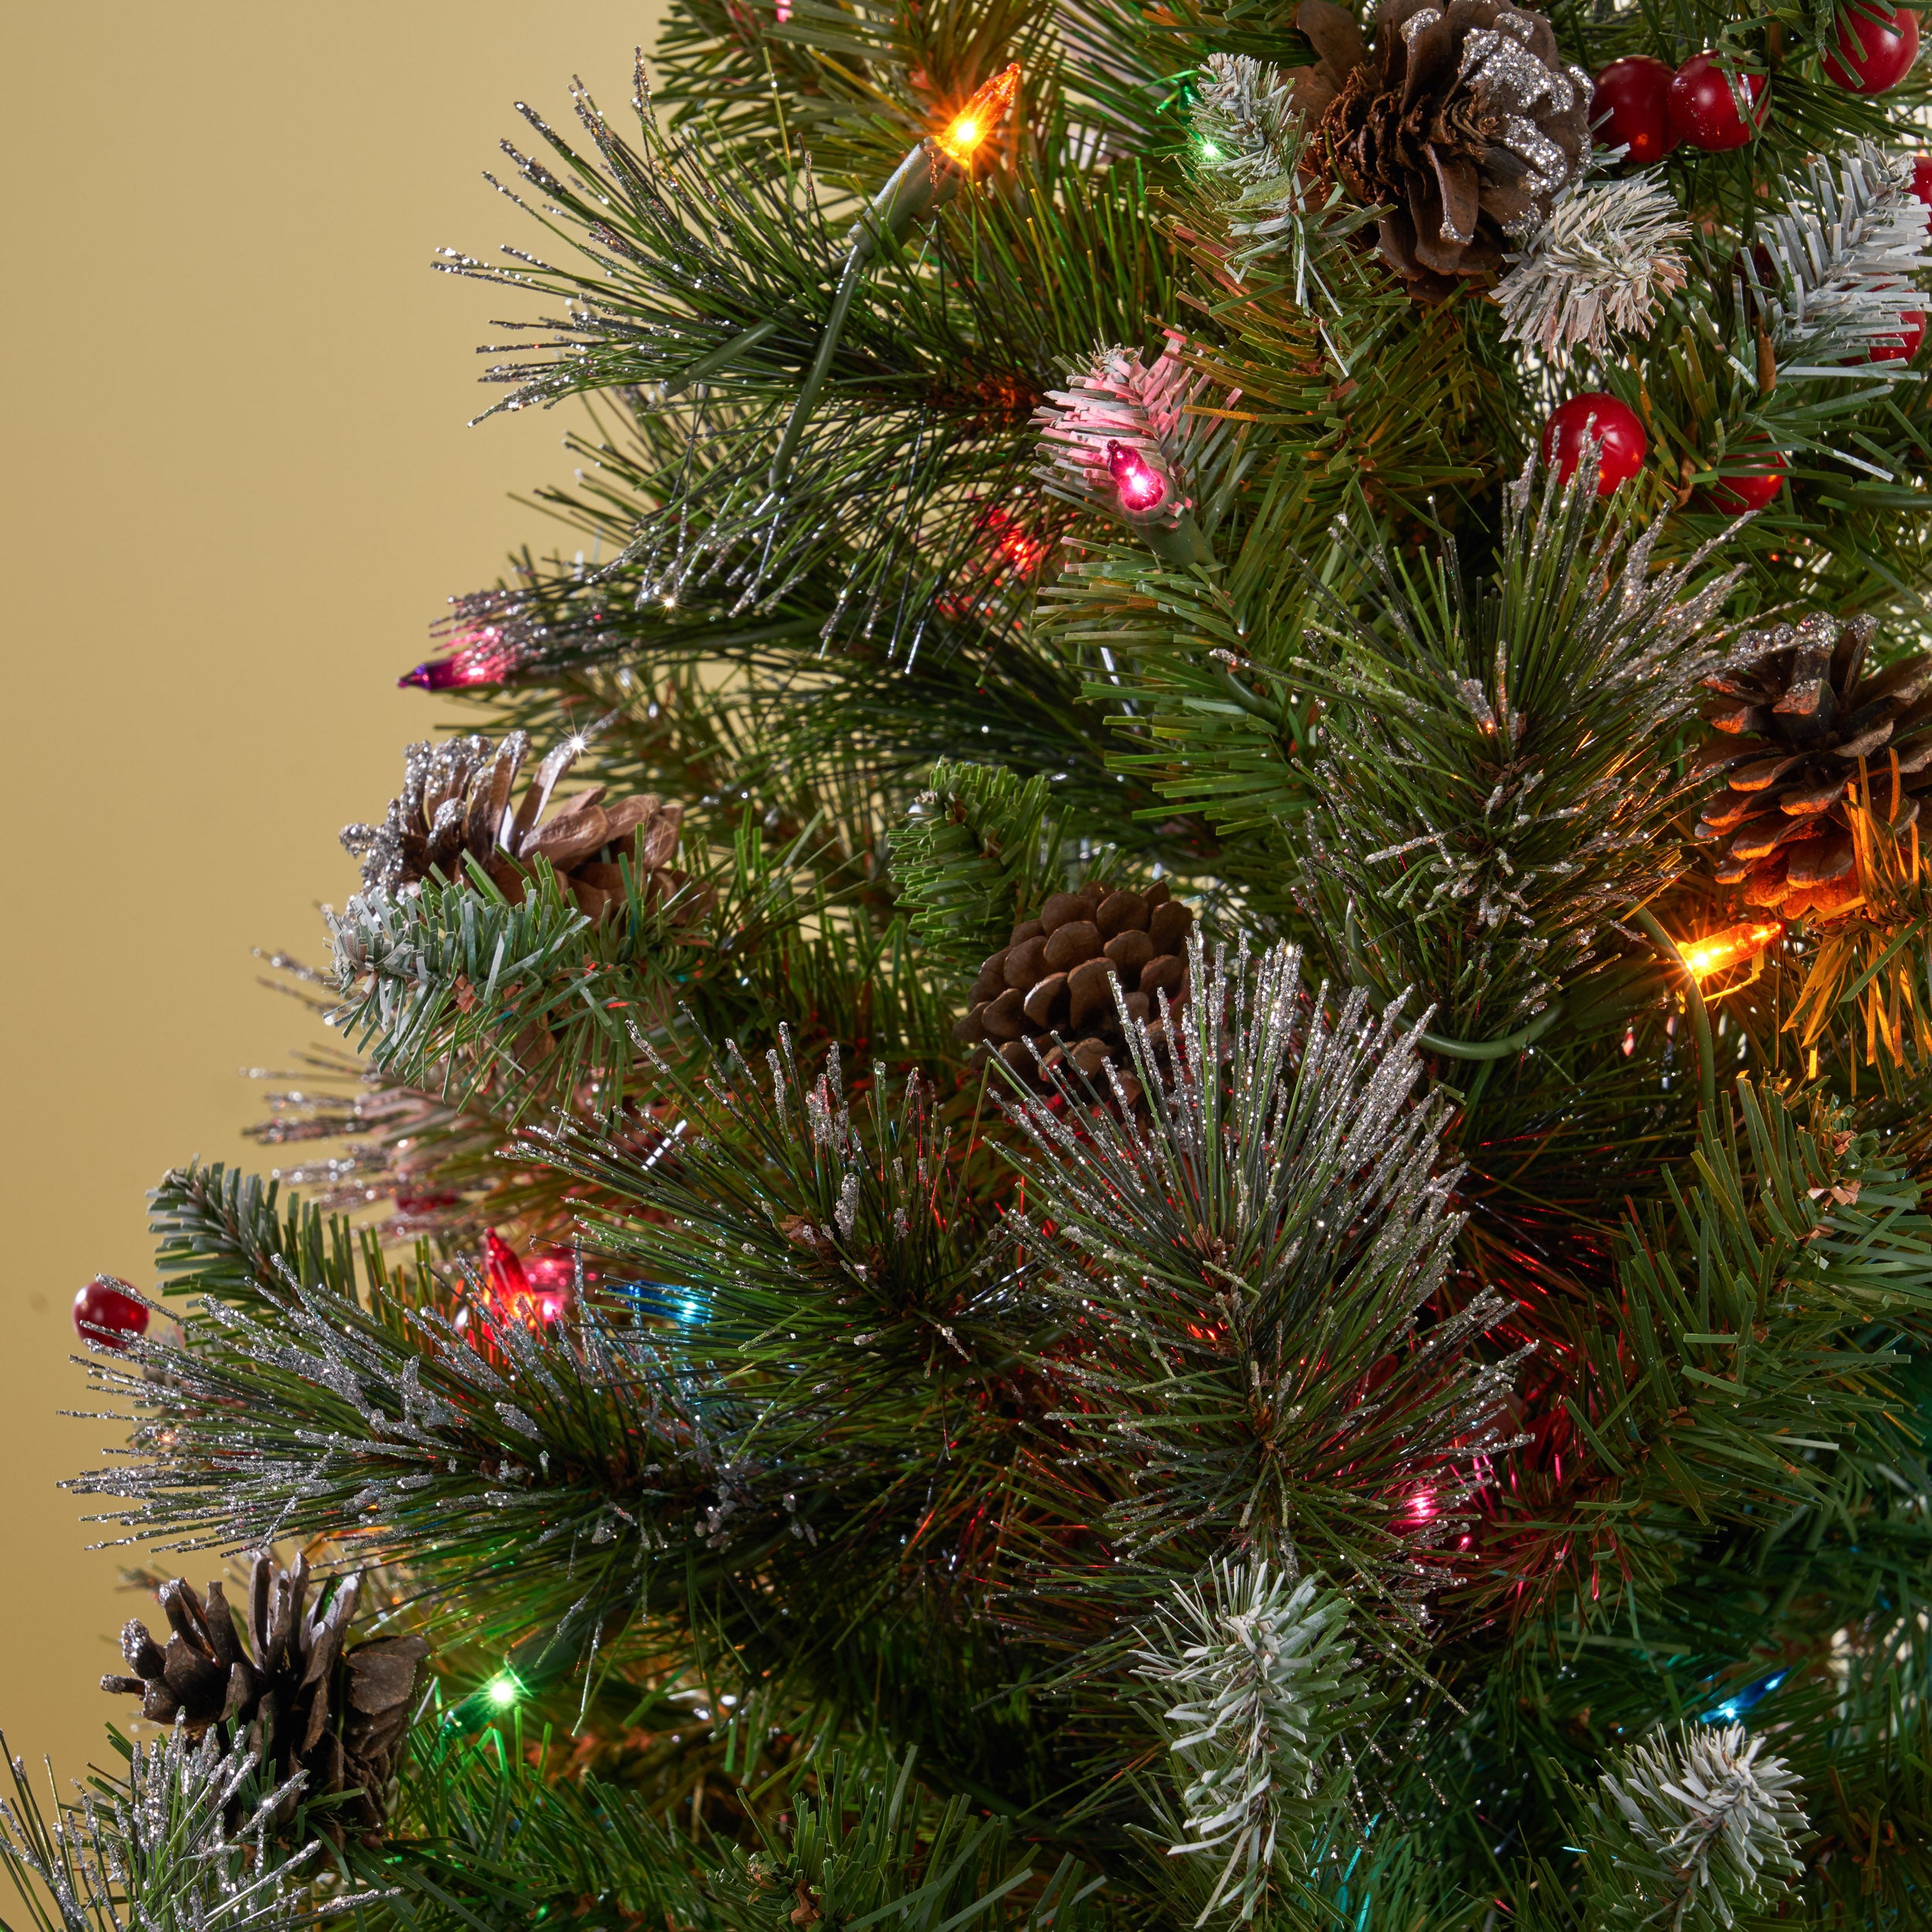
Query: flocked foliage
1133 1560 1365 1924
1577 1724 1808 1932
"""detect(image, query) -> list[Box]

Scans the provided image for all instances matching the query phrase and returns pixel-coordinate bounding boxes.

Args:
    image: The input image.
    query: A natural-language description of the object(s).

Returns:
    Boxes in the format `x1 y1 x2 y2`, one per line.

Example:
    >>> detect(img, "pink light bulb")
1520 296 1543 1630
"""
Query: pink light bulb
400 625 515 692
1104 438 1165 512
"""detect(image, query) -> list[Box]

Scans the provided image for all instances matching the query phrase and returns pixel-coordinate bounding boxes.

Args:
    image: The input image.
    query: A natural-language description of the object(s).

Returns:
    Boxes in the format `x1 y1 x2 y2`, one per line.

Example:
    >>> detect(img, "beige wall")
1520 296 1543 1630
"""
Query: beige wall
2 0 663 1789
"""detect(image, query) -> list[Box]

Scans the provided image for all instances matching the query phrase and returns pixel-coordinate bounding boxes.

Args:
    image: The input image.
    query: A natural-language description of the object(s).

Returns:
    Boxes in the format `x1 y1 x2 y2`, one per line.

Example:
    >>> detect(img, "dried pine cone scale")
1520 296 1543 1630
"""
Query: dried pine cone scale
343 731 706 924
1695 614 1932 919
955 883 1193 1086
104 1553 430 1847
101 1576 246 1729
1311 0 1590 301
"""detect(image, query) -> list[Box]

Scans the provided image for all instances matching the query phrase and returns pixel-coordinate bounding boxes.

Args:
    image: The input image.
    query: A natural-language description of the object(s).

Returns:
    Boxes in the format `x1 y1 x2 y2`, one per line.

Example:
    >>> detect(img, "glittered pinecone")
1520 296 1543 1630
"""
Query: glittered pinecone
1695 614 1932 920
342 731 707 924
954 883 1193 1087
103 1553 430 1845
1308 0 1590 302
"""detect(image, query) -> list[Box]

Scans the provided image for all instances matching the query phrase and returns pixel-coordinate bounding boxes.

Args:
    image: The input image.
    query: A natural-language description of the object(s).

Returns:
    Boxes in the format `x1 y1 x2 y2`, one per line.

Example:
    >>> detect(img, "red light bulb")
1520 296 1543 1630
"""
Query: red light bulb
523 1255 575 1324
485 1231 570 1327
1104 438 1166 512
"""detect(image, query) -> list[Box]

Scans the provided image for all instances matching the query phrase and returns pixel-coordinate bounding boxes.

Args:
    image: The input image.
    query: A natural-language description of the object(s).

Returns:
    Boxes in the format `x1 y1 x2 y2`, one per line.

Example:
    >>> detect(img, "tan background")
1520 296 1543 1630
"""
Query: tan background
2 0 662 1790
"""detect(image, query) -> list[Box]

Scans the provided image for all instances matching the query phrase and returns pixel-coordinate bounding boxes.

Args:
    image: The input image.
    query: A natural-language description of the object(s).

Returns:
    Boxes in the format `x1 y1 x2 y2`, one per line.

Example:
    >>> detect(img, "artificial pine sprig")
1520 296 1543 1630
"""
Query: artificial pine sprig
1300 456 1743 1039
1498 166 1689 362
1485 1077 1932 1618
70 1260 757 1649
1134 1560 1365 1924
1000 937 1528 1611
0 1730 336 1932
891 760 1102 973
1034 338 1229 565
1756 139 1932 374
1581 1723 1806 1930
1188 52 1380 316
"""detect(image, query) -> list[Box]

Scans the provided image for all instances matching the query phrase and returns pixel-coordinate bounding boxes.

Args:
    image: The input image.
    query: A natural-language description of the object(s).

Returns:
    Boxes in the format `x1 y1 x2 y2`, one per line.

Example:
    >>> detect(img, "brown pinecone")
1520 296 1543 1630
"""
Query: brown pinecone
103 1553 430 1846
342 731 708 924
1308 0 1590 303
1694 614 1932 920
954 883 1194 1090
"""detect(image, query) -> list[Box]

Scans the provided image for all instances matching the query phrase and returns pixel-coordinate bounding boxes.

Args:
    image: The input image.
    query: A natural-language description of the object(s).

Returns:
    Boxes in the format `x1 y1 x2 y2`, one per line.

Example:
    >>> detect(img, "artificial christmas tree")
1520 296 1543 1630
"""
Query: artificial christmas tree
9 0 1932 1927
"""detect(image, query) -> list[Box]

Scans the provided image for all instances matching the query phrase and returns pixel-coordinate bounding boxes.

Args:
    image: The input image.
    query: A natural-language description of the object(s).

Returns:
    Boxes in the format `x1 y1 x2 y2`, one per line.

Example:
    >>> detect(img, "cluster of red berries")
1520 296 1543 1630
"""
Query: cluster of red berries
1539 393 1787 512
1593 53 1764 159
1537 26 1930 516
1594 8 1920 164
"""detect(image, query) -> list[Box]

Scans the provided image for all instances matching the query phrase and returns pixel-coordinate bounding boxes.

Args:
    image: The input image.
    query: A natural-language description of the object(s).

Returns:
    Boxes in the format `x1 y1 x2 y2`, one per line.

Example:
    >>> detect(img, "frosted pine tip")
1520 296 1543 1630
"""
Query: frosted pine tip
399 625 515 692
1105 437 1166 512
1678 919 1784 979
936 63 1021 167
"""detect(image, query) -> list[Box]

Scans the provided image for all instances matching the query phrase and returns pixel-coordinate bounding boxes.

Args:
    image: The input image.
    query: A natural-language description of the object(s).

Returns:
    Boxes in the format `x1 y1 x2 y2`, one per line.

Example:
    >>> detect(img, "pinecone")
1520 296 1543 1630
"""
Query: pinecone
342 731 708 924
103 1553 430 1846
1694 614 1932 920
954 883 1194 1089
1308 0 1590 303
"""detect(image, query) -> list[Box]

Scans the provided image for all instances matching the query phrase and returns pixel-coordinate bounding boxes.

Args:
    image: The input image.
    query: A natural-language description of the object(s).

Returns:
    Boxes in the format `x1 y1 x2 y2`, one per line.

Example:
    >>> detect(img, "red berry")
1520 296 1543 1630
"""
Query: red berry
1870 310 1927 361
73 1275 148 1350
1911 155 1932 219
1823 2 1920 94
1668 54 1769 151
1706 446 1787 513
1592 56 1679 165
1540 393 1648 494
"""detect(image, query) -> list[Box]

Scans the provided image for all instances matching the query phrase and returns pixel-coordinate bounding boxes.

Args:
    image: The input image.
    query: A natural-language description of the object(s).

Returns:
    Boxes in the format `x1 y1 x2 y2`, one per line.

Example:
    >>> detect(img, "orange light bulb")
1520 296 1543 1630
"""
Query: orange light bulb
1678 919 1784 980
937 63 1021 166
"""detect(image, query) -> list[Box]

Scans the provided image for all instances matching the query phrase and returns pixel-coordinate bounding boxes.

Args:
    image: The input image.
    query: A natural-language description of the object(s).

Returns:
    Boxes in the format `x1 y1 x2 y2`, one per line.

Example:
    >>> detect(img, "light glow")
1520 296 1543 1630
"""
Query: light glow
485 1230 570 1327
1105 437 1166 512
937 63 1022 167
485 1671 522 1709
1677 919 1784 981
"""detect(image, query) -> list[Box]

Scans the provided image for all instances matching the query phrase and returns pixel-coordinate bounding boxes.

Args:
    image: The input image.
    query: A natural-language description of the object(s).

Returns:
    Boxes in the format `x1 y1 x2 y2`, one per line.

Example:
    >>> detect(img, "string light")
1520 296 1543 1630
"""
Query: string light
1677 920 1784 980
485 1671 522 1709
1105 437 1167 512
485 1231 570 1326
937 64 1021 168
1700 1668 1787 1725
767 63 1021 494
399 624 516 692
